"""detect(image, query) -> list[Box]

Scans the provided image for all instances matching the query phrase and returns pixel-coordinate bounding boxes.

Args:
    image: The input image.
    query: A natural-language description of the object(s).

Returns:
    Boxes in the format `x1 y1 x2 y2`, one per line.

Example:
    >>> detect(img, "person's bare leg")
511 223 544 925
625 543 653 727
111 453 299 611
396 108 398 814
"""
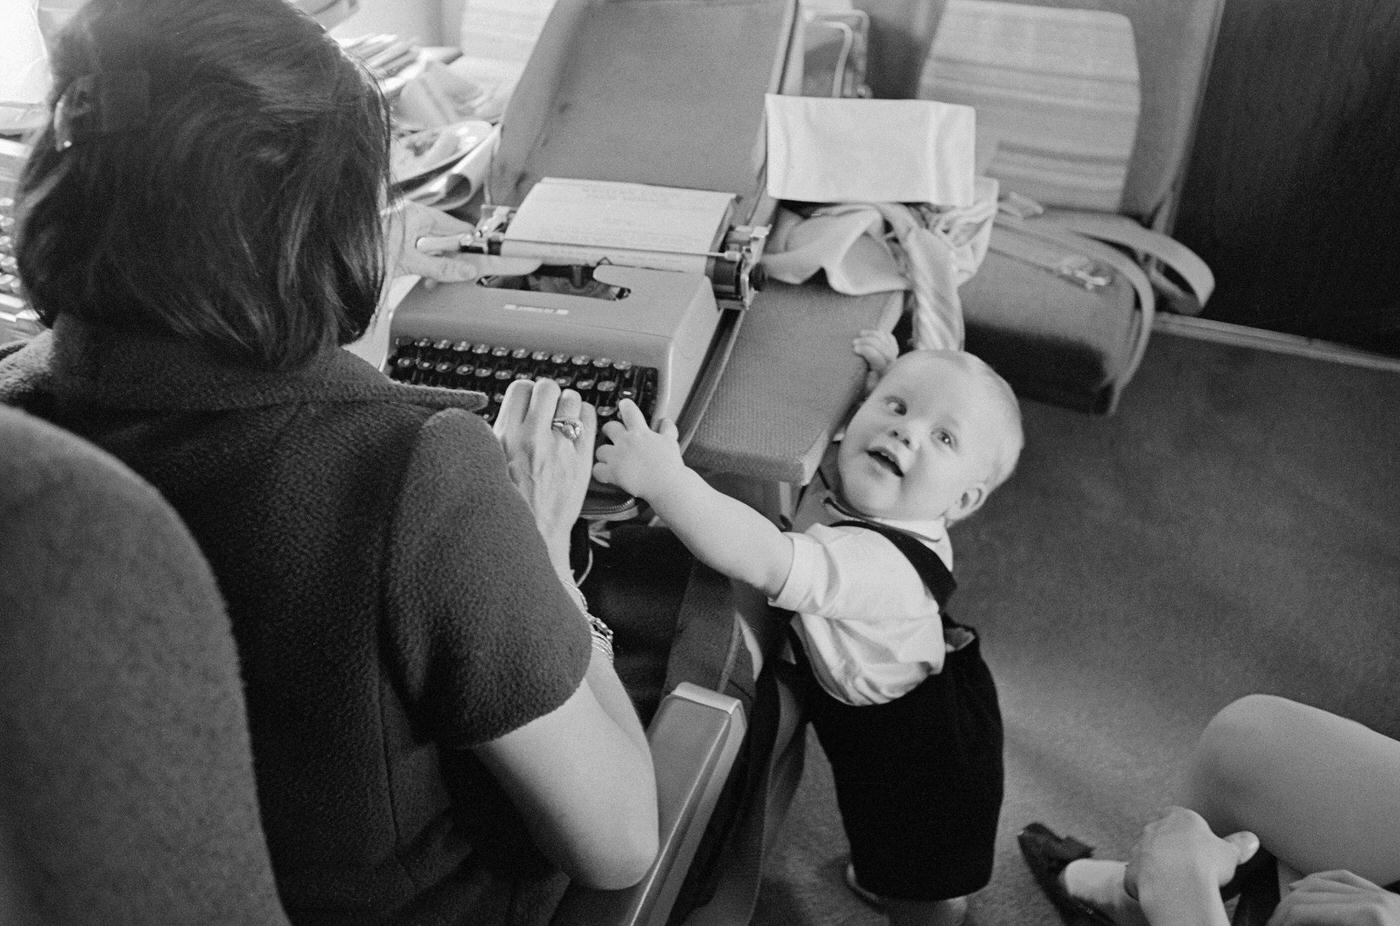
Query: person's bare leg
1184 694 1400 885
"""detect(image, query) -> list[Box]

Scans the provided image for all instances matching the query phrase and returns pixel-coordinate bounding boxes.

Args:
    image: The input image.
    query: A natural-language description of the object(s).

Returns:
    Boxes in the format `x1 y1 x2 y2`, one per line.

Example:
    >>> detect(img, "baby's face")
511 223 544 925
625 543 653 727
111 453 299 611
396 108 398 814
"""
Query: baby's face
836 353 1004 524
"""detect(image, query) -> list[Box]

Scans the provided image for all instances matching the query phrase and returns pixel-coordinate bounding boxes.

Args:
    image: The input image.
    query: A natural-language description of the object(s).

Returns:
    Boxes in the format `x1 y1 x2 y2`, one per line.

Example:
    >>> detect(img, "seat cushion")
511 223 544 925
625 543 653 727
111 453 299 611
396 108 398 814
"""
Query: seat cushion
0 405 288 926
961 247 1139 413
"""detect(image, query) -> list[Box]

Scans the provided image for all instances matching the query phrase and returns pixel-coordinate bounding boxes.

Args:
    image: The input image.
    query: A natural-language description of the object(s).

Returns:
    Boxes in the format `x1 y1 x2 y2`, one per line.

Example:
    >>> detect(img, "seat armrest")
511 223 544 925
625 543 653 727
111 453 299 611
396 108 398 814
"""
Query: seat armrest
551 682 747 926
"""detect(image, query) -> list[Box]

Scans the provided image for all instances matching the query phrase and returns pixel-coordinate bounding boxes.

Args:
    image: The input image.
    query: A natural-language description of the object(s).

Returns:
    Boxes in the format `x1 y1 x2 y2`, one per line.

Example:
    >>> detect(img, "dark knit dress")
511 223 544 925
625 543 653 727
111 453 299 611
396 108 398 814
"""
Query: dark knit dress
0 318 592 926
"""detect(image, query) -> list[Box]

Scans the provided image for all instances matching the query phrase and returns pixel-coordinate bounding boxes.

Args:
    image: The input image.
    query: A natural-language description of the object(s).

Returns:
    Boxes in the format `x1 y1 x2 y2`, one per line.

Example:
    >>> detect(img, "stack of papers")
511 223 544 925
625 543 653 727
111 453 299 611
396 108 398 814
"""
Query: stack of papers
340 32 507 215
390 120 497 213
0 3 51 136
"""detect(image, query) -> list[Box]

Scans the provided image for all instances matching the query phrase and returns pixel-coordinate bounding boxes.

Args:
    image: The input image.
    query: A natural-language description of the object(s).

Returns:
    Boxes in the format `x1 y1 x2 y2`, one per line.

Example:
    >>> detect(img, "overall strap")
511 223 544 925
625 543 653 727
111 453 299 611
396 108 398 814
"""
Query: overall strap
830 519 956 608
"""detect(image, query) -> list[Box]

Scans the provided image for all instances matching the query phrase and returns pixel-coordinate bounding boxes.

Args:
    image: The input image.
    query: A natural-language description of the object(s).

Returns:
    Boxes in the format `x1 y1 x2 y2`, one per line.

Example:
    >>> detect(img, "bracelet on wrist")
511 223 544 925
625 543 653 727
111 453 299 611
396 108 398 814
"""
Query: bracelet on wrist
562 576 589 612
586 613 615 664
562 579 614 663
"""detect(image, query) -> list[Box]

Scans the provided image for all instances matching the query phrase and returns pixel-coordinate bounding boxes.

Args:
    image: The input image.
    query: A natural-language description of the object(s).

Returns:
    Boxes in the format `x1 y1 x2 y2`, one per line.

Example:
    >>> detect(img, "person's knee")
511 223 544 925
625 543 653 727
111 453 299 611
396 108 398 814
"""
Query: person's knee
1187 695 1301 824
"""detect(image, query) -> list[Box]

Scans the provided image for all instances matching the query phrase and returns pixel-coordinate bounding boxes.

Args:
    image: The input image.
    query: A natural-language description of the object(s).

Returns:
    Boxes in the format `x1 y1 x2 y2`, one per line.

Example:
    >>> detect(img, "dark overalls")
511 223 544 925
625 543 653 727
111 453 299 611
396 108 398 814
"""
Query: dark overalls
792 520 1004 901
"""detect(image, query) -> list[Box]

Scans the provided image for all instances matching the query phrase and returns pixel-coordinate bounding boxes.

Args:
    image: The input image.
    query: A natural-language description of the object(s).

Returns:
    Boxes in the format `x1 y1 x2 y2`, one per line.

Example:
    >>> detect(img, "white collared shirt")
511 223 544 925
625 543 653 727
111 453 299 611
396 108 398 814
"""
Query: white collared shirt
769 486 953 706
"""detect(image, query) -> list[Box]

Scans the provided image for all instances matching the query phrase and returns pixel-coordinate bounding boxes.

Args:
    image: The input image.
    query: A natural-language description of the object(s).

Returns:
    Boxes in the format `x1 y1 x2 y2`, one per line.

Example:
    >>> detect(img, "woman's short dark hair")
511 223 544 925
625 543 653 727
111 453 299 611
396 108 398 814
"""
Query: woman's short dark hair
16 0 391 369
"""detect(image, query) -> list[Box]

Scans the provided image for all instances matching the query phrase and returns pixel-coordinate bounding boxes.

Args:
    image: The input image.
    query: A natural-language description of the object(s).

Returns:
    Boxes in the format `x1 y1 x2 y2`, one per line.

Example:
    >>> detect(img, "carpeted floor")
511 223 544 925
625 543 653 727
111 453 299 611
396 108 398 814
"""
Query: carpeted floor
749 329 1400 925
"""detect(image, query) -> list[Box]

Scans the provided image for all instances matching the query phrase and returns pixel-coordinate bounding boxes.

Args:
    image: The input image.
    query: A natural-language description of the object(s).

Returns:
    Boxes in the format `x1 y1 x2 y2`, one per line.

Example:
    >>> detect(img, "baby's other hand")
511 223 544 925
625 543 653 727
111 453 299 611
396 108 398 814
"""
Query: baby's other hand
593 399 684 499
854 329 899 392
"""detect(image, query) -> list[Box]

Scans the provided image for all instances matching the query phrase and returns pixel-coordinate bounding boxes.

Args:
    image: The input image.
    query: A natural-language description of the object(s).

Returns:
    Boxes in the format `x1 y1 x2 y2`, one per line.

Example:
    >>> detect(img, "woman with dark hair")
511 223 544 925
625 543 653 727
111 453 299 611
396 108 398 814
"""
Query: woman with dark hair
0 0 658 923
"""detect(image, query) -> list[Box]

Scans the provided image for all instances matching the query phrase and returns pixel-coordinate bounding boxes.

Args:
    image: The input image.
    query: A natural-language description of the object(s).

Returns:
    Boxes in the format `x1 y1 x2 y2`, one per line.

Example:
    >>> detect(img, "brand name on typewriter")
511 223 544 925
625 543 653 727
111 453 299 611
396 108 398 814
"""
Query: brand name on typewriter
503 303 570 316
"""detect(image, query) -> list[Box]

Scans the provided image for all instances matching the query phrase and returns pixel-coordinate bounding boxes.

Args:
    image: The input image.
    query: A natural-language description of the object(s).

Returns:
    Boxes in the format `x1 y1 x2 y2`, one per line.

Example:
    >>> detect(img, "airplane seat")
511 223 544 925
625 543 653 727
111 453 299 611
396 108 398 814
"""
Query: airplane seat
852 0 1225 414
0 403 290 926
0 403 744 926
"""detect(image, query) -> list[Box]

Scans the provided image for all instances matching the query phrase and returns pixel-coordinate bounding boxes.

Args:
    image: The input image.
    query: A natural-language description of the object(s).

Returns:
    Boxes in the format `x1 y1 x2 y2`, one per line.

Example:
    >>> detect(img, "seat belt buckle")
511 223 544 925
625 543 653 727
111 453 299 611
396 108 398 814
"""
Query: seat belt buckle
1056 255 1115 290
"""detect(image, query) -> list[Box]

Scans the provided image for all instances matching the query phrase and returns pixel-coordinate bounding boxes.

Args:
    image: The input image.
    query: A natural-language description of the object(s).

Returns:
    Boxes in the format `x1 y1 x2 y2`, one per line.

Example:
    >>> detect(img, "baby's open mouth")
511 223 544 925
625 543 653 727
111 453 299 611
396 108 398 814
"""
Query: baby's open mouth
867 448 904 477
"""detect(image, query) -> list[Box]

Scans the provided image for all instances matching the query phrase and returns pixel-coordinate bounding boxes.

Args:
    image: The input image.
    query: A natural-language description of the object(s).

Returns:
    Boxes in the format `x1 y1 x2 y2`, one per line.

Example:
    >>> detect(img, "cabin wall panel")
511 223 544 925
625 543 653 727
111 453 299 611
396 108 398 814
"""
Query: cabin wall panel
1175 0 1400 355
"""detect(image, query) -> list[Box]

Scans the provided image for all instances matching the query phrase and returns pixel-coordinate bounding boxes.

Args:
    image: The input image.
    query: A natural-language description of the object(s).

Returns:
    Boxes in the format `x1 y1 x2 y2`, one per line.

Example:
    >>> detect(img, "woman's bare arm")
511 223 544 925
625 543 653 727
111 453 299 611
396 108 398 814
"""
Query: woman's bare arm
472 652 658 889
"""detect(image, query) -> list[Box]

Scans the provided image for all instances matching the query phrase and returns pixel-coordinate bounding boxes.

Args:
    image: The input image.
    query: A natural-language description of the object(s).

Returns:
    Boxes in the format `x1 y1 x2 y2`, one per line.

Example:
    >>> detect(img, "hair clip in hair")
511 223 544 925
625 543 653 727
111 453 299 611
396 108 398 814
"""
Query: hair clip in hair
53 70 151 151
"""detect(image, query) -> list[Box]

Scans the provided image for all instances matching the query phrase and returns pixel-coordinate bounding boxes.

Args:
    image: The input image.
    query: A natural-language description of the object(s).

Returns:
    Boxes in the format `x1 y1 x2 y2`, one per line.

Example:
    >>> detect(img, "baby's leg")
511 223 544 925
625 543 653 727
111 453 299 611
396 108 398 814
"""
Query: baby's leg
1184 694 1400 885
882 894 968 926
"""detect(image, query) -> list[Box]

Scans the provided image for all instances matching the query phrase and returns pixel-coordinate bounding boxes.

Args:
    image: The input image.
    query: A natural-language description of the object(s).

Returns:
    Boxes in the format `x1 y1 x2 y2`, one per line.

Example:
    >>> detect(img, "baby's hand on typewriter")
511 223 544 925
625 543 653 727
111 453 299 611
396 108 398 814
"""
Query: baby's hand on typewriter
593 400 684 500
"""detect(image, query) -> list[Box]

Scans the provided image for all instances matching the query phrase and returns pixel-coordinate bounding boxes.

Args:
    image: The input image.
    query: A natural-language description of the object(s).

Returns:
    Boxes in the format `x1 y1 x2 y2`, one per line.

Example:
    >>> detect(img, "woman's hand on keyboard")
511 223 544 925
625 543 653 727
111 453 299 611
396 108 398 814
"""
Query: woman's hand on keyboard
383 200 481 285
494 378 597 579
592 399 683 502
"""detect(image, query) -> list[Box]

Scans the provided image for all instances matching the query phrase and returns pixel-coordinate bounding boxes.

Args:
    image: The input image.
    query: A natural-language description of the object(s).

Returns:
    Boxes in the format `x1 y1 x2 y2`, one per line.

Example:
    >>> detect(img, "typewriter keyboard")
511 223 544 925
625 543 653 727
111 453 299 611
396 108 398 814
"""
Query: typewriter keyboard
386 336 660 426
1 196 23 313
0 195 42 342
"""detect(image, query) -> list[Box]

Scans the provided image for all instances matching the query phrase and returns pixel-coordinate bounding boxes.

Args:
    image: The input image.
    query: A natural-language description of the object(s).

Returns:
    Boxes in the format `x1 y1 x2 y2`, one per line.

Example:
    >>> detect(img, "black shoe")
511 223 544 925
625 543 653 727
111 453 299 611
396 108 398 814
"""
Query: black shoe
1017 823 1116 926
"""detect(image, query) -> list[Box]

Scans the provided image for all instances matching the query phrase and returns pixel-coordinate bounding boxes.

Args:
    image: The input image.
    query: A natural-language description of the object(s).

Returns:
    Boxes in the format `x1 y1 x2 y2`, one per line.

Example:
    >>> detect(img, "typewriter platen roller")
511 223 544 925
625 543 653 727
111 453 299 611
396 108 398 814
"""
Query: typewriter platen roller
427 200 770 312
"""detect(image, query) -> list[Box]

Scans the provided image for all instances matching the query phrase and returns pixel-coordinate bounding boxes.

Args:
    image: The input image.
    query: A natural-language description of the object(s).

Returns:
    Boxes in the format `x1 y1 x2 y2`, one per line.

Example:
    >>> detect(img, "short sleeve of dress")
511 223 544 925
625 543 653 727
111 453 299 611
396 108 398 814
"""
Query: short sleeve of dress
384 408 591 748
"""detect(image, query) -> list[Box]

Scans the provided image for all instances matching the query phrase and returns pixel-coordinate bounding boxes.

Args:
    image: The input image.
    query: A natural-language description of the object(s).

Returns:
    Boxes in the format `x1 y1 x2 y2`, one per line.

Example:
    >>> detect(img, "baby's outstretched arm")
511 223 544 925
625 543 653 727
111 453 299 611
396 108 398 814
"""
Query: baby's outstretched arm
853 328 899 392
593 400 793 596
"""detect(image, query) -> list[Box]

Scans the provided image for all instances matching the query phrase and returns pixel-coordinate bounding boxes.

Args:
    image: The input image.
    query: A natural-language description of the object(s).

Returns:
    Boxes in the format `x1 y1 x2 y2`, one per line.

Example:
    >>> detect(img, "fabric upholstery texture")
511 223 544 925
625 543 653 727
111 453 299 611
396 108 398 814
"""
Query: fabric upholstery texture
961 247 1139 413
0 405 289 926
923 0 1141 213
922 0 1224 222
688 280 901 484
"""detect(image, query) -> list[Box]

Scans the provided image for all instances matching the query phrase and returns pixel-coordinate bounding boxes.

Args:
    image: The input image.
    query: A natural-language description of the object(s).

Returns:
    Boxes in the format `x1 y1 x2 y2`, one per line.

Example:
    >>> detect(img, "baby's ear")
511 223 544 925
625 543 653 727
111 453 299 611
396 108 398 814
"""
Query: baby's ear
948 482 987 523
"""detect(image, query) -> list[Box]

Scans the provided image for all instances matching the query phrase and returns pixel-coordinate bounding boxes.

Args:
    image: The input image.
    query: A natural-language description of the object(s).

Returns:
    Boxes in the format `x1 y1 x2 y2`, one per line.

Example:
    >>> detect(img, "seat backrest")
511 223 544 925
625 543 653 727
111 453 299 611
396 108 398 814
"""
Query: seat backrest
919 0 1226 225
487 0 802 224
0 405 289 926
1069 0 1225 223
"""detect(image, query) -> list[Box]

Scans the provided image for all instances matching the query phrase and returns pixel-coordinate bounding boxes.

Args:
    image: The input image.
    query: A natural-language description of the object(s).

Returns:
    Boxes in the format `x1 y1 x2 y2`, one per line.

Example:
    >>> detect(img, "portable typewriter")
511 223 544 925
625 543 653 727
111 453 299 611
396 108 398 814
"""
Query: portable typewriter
383 0 802 517
387 178 769 427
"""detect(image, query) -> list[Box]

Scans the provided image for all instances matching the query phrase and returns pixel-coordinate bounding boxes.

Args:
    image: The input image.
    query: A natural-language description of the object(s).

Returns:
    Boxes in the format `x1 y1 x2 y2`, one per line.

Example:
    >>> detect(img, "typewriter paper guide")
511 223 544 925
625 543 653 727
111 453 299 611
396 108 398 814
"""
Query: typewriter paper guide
501 178 735 275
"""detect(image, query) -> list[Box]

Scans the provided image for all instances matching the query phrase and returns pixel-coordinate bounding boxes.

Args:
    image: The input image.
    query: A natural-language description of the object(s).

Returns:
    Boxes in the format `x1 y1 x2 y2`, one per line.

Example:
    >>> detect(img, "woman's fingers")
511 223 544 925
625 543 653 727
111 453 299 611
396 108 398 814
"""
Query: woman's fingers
553 387 584 434
522 378 564 435
493 378 535 441
573 399 598 456
495 377 566 442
